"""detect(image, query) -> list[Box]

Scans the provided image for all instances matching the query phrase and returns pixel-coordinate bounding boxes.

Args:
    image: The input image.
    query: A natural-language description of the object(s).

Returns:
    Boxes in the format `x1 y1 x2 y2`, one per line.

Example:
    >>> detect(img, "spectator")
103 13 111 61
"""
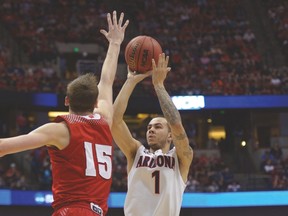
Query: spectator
270 143 283 163
227 181 241 192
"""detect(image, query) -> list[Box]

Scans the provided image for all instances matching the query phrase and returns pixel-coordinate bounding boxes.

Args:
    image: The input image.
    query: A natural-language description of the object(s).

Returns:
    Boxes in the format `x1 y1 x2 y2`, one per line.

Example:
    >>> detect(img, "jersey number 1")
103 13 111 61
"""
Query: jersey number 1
152 170 160 194
84 142 112 179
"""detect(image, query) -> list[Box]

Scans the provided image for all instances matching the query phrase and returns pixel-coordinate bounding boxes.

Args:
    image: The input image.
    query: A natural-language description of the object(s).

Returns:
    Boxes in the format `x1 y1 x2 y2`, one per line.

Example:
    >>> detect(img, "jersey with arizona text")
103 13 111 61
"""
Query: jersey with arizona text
48 113 113 215
124 145 186 216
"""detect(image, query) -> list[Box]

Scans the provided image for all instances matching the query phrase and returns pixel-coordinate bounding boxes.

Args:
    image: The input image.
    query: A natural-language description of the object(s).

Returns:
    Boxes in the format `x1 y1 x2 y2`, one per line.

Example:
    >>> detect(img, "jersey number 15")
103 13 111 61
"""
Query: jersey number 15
84 142 112 179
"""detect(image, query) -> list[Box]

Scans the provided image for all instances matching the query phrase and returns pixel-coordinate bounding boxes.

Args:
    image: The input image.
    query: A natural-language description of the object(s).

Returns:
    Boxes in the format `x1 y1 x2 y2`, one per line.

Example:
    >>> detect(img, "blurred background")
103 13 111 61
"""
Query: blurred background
0 0 288 215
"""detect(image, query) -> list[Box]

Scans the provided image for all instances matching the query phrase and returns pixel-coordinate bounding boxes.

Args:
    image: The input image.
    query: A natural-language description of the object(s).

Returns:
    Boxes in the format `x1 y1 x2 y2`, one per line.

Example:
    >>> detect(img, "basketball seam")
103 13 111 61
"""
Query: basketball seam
137 36 147 72
150 37 155 70
125 42 133 70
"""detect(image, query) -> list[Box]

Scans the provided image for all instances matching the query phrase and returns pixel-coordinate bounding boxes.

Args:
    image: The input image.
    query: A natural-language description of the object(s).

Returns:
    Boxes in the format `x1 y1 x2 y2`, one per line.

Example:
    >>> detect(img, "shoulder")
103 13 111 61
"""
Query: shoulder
27 122 69 150
129 145 144 161
35 122 68 133
40 122 70 149
137 145 148 152
168 146 177 155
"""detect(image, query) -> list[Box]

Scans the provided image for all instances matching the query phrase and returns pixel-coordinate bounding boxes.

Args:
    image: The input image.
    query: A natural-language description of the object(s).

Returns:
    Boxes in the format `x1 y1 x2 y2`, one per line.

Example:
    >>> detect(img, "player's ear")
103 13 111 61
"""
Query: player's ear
64 96 69 106
168 132 173 143
94 99 98 108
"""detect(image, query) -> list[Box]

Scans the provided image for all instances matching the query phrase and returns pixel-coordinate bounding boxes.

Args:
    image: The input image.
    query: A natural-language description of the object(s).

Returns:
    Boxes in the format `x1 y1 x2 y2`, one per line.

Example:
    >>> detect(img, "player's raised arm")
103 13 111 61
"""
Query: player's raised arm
152 53 193 182
95 11 129 127
112 69 150 171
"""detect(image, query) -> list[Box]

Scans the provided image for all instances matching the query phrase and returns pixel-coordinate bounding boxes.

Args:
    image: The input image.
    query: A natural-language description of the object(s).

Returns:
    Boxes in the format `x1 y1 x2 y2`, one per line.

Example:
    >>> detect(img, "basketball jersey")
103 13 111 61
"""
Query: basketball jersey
48 113 113 215
124 145 186 216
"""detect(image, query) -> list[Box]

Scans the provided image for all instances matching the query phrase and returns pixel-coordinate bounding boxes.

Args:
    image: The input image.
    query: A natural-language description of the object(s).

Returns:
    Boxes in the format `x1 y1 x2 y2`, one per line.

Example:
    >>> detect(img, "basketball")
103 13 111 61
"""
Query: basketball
125 35 163 73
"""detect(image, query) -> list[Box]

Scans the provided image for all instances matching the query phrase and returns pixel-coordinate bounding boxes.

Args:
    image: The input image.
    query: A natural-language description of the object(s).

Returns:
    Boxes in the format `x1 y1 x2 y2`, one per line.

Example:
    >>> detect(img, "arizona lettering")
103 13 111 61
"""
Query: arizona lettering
136 155 175 169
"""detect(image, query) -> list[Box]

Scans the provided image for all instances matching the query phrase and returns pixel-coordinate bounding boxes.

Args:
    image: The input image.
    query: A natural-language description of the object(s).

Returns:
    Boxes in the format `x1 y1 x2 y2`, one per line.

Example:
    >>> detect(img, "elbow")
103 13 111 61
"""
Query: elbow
111 118 121 130
111 118 125 134
112 110 124 124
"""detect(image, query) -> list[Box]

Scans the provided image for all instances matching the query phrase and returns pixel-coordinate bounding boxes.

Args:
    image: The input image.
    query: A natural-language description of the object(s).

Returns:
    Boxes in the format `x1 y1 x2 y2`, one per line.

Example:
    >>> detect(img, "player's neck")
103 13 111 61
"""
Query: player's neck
149 148 169 154
70 111 93 116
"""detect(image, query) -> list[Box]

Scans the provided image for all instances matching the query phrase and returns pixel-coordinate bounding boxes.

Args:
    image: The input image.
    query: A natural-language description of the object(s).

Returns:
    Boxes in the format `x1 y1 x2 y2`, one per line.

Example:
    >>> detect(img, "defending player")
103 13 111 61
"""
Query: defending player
0 11 129 216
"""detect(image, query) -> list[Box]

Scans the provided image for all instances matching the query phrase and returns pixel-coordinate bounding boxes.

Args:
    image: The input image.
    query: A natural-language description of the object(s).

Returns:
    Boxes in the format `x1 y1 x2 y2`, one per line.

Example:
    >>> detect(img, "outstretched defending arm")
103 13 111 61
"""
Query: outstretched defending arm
152 53 193 182
95 11 129 128
0 122 70 157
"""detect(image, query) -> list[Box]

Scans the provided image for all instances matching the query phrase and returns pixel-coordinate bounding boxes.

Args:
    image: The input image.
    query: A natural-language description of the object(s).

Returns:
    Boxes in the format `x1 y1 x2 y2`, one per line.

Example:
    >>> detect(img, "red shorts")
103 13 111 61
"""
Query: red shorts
53 207 97 216
53 202 105 216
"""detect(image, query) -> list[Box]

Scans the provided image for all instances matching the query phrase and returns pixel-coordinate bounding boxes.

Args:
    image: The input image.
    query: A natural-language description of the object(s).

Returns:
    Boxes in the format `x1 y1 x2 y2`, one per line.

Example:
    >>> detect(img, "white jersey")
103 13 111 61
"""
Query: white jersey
124 145 186 216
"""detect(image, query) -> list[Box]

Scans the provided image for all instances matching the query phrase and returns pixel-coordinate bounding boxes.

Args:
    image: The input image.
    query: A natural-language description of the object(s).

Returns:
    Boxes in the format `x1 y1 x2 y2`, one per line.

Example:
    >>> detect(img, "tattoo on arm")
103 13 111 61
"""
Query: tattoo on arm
183 148 193 160
174 132 188 141
155 85 192 161
154 85 181 125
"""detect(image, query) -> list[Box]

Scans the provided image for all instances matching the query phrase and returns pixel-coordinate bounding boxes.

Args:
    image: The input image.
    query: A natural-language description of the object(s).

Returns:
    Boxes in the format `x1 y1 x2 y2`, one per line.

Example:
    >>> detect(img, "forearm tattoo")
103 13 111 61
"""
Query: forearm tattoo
154 85 181 125
174 132 187 141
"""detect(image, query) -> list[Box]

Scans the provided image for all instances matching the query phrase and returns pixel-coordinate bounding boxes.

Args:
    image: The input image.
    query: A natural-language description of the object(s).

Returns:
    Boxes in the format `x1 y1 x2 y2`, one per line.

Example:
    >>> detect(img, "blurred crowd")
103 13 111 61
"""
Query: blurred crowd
2 129 288 192
265 0 288 62
0 0 287 96
1 112 287 193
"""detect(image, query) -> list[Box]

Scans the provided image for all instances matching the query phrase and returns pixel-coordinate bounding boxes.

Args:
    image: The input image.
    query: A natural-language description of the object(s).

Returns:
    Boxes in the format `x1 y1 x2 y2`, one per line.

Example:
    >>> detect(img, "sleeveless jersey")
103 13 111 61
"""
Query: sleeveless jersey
48 113 113 215
124 145 186 216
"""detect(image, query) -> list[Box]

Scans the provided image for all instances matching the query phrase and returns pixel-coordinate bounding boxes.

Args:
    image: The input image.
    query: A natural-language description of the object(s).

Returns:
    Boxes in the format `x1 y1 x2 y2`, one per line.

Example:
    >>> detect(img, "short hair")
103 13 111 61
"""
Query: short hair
150 116 171 132
66 73 99 113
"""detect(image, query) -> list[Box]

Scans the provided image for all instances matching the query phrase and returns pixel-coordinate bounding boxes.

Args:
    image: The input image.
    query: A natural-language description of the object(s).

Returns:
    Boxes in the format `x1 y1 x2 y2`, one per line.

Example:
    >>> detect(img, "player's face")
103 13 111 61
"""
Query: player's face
146 117 170 151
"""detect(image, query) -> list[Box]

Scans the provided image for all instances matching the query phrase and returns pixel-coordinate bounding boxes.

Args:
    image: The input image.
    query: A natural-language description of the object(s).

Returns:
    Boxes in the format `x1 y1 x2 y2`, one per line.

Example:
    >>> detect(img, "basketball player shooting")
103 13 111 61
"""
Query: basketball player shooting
112 53 193 216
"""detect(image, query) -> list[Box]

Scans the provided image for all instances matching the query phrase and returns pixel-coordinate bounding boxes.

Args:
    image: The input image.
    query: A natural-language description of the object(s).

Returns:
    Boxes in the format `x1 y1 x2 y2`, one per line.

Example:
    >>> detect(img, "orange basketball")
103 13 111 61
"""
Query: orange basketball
125 35 163 73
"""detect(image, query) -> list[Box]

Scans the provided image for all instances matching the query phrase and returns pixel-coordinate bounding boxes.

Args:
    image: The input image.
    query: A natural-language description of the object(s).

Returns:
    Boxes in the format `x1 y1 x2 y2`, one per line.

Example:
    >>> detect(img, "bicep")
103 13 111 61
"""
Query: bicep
94 82 113 127
171 124 193 169
172 127 193 183
30 123 70 149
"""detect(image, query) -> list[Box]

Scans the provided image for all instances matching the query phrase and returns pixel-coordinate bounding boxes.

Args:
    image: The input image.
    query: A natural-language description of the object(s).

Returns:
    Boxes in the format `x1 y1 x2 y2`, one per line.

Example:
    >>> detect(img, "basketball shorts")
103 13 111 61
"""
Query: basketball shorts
52 202 103 216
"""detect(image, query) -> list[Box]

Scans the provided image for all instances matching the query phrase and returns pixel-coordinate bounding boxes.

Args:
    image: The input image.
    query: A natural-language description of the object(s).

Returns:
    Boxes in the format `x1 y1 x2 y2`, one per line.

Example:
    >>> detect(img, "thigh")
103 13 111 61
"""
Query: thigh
53 207 96 216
